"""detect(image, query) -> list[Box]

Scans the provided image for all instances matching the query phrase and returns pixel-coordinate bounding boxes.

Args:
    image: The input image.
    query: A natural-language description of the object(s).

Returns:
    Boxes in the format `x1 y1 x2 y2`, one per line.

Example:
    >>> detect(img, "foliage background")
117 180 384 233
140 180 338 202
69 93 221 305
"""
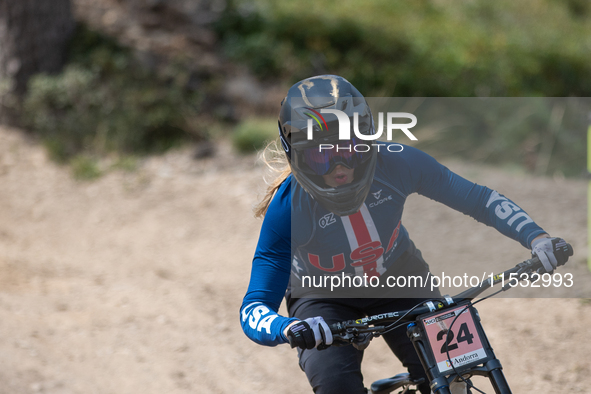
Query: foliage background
18 0 591 177
215 0 591 176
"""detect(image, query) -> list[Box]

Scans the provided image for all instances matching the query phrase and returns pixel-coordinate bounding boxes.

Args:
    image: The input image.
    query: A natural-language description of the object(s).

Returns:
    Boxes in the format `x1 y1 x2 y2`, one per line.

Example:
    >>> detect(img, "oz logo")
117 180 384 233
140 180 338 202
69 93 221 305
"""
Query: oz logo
319 213 337 229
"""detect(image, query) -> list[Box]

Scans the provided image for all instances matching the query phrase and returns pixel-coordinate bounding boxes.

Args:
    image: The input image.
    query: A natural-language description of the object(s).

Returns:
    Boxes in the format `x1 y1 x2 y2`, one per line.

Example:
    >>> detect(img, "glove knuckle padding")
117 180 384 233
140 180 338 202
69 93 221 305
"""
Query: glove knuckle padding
304 332 316 349
288 320 316 349
552 238 571 266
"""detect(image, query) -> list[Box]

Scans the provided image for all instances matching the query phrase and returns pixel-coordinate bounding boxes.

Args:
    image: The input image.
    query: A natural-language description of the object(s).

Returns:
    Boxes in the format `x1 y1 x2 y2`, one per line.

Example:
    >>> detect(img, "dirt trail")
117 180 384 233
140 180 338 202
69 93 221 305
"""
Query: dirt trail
0 126 589 393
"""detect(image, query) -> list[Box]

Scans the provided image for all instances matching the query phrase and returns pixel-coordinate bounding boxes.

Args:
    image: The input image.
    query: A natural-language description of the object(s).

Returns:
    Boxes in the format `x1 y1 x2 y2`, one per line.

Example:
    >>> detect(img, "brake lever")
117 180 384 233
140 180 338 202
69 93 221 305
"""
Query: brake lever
330 322 386 348
352 332 374 351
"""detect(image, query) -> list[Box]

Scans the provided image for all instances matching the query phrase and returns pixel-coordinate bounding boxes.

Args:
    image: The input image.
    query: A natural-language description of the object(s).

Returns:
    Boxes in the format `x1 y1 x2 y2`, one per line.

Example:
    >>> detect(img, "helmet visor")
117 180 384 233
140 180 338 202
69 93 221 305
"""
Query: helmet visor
300 137 371 176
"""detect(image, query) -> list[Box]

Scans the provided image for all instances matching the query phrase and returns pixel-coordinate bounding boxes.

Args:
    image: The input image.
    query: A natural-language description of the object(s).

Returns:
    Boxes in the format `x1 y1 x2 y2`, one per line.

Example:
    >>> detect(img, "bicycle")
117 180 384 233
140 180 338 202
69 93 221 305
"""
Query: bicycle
326 244 573 394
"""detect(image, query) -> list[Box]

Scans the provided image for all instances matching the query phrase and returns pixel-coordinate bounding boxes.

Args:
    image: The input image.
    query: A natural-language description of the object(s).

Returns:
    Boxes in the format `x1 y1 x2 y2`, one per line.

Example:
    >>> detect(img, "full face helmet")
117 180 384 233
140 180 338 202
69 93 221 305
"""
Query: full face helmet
278 75 377 216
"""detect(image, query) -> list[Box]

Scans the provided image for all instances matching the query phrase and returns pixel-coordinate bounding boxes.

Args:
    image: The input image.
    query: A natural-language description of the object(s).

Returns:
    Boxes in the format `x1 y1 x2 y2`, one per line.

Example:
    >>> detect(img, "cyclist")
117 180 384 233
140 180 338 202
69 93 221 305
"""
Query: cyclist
240 75 570 394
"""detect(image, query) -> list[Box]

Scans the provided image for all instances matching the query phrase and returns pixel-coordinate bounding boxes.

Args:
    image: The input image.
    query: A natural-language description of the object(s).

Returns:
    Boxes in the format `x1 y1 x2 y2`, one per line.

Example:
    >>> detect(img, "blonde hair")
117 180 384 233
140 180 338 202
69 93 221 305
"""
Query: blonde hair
254 139 292 218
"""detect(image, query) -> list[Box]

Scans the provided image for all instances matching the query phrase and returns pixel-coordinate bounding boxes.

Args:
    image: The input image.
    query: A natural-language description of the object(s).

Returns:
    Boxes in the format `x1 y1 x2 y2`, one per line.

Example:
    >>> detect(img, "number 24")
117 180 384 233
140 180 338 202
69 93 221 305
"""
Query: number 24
437 323 474 354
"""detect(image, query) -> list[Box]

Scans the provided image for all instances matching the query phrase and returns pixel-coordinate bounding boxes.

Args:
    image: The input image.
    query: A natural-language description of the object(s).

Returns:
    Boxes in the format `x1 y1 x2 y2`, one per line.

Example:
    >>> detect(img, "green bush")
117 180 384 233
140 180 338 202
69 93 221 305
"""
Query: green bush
70 155 102 180
216 0 591 97
406 98 589 177
215 0 591 175
232 118 278 153
23 24 202 163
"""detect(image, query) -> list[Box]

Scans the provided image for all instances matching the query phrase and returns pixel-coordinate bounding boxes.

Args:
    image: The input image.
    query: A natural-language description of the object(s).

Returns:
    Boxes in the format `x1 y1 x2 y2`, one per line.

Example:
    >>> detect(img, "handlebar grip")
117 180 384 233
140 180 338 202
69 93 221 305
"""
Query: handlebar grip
329 321 348 335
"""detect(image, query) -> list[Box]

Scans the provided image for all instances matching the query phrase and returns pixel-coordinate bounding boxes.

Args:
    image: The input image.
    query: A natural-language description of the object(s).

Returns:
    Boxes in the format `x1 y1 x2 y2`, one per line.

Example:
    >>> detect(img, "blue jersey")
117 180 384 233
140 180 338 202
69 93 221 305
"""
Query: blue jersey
240 144 546 346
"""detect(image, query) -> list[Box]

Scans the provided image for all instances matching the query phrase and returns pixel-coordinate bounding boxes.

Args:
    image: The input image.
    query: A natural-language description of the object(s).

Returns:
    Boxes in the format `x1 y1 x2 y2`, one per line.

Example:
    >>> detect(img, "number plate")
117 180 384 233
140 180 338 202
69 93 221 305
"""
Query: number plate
421 305 488 374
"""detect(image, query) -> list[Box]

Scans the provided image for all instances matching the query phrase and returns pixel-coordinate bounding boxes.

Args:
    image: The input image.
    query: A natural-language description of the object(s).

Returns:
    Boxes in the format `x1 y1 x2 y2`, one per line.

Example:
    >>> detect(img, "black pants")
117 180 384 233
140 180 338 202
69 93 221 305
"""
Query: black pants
287 242 439 394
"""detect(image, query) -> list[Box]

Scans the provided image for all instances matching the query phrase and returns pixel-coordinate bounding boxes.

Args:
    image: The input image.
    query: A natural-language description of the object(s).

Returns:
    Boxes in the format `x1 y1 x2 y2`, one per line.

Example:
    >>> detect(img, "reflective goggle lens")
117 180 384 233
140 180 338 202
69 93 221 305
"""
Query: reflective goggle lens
302 138 368 176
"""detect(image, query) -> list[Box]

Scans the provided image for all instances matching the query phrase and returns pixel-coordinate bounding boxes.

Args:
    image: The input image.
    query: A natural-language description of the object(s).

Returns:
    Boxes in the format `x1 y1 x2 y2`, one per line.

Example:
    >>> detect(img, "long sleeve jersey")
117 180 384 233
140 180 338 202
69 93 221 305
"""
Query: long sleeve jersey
240 144 546 346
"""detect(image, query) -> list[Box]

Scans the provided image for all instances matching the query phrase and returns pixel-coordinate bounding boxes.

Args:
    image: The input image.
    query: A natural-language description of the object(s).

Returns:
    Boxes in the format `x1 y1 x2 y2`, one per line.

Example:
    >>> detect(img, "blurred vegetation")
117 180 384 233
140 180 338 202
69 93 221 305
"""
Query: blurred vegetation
216 0 591 176
383 97 589 177
15 1 591 177
70 155 102 180
232 117 277 153
23 24 203 165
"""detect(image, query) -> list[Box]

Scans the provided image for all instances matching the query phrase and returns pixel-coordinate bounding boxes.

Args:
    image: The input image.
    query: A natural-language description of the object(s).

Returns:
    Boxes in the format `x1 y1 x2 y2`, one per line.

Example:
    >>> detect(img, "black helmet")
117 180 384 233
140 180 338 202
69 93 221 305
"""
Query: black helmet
278 75 377 216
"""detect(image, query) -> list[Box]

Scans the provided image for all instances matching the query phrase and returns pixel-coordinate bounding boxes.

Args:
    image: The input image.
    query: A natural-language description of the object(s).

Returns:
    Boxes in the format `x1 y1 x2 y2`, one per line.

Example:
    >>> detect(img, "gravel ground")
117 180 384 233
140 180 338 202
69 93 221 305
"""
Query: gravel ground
0 126 589 393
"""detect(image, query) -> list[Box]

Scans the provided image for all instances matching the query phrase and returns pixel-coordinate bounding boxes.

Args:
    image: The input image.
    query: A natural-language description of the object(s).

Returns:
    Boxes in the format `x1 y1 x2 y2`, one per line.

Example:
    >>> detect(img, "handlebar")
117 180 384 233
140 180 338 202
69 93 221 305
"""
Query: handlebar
329 244 573 347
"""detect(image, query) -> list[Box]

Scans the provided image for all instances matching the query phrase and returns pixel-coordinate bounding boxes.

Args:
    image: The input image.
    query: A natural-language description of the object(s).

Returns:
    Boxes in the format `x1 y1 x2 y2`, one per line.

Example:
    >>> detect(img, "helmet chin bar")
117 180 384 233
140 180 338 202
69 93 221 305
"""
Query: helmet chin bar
292 155 376 217
304 167 355 189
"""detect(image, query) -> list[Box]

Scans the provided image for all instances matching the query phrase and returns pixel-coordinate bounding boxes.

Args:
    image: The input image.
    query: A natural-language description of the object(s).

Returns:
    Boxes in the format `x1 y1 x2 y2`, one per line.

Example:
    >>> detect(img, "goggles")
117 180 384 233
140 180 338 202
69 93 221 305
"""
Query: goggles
300 137 371 176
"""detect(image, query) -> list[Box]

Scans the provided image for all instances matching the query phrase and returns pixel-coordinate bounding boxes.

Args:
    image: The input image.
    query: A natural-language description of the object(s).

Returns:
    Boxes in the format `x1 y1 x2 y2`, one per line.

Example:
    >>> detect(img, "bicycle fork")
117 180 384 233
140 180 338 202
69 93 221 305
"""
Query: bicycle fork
406 317 512 394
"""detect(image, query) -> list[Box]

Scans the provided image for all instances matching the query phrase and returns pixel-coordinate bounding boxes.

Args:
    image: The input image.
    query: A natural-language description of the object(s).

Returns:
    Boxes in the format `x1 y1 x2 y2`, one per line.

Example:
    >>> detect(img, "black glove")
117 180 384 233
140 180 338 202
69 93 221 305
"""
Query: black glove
531 237 573 272
287 317 333 350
